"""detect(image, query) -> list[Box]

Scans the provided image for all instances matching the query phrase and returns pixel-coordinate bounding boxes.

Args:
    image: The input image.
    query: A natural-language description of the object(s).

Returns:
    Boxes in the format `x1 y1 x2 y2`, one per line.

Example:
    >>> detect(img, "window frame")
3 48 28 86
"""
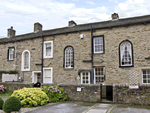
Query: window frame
44 41 53 58
64 46 74 69
43 67 53 83
142 70 150 84
93 35 105 54
81 71 90 84
21 50 30 71
94 67 105 84
8 47 15 61
119 40 134 68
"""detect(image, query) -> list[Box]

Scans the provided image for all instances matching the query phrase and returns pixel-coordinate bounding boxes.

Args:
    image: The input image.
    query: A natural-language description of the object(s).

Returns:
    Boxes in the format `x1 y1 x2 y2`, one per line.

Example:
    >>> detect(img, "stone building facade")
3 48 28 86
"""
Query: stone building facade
0 13 150 87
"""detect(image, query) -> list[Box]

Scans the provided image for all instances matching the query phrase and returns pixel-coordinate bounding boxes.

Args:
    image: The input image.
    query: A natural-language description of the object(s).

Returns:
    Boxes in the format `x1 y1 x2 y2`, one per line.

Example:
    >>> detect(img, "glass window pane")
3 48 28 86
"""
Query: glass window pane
24 52 29 69
45 77 51 83
45 69 51 77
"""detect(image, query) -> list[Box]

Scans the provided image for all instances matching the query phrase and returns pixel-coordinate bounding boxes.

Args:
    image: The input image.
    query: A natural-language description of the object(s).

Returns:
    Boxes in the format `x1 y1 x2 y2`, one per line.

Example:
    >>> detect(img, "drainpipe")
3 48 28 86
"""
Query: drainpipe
90 24 94 84
41 31 44 83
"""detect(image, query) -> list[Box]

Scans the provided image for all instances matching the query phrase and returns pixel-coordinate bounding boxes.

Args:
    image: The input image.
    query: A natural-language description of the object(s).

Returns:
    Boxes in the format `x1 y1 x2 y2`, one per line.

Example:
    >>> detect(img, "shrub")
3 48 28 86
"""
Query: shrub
42 84 68 103
0 85 6 93
0 98 4 109
3 96 21 113
11 87 49 107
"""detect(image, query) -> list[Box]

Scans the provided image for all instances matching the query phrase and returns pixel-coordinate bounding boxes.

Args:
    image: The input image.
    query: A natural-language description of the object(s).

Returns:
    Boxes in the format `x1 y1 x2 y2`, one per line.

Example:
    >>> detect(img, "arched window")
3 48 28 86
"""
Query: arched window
119 40 133 67
22 50 30 71
64 46 74 68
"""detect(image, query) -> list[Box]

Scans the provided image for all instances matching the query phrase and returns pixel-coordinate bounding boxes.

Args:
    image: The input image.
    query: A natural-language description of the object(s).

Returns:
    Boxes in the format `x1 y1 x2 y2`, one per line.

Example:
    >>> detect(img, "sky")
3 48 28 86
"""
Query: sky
0 0 150 38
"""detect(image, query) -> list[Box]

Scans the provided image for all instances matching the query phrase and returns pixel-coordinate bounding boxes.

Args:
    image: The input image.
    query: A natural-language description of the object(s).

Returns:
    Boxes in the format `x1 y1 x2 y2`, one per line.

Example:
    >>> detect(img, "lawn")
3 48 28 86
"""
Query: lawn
0 89 13 98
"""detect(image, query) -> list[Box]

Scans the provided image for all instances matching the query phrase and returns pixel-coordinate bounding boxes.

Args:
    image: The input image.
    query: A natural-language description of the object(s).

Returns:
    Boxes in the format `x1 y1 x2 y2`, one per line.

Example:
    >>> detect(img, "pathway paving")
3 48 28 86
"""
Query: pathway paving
111 107 150 113
25 102 93 113
85 103 113 113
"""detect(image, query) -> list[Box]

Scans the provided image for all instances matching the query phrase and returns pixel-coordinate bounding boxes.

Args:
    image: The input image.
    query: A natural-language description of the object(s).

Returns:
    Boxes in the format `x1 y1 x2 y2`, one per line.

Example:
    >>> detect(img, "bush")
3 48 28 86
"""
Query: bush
3 96 21 113
0 98 4 109
0 85 6 93
42 84 68 103
11 87 49 107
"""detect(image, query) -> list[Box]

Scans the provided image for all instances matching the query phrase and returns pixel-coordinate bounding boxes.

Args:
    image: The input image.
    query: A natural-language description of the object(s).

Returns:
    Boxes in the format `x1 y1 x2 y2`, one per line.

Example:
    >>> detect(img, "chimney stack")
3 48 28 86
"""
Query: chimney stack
7 26 16 38
111 13 119 20
34 22 42 33
68 20 77 27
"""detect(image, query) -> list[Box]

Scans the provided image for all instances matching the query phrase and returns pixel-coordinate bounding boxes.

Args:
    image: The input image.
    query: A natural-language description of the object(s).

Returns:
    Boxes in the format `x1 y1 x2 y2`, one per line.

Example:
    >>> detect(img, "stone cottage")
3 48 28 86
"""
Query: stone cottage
0 13 150 87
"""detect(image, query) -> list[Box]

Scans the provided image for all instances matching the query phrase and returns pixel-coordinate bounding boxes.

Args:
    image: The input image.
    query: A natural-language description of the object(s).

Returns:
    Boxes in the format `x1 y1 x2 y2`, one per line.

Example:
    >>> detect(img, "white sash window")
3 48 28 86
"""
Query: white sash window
94 67 105 84
142 70 150 84
94 37 104 53
8 48 14 60
44 41 53 58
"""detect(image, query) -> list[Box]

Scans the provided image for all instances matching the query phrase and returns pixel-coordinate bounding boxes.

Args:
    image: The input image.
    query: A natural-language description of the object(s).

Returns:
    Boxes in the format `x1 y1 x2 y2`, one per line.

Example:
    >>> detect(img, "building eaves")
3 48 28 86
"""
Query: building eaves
0 14 150 44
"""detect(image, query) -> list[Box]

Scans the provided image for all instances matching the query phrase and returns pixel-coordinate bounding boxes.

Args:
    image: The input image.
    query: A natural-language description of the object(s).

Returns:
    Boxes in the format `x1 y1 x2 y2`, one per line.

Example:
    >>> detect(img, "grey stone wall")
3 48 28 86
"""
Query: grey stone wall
0 82 34 91
113 85 150 105
59 84 100 102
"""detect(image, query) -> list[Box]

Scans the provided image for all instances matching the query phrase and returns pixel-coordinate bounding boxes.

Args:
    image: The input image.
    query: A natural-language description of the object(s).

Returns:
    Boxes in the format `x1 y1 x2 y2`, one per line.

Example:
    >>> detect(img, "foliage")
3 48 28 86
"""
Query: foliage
11 87 49 107
3 96 21 113
0 70 18 75
0 88 13 97
0 85 5 93
0 98 4 109
42 84 68 103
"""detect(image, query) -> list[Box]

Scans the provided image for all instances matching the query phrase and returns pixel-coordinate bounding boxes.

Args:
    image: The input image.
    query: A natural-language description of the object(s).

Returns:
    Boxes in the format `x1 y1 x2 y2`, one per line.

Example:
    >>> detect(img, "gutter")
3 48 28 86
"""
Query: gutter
90 24 94 84
41 31 44 83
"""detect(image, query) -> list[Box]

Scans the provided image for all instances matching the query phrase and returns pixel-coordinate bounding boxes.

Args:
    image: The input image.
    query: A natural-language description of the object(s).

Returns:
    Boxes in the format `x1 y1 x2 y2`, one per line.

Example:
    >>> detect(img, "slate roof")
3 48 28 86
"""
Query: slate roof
1 14 150 44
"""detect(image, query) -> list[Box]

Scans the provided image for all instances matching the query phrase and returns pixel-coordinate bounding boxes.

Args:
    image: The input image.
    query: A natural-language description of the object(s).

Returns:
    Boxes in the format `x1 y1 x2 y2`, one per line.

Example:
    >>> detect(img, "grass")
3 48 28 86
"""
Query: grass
0 89 13 97
116 104 150 110
77 102 97 106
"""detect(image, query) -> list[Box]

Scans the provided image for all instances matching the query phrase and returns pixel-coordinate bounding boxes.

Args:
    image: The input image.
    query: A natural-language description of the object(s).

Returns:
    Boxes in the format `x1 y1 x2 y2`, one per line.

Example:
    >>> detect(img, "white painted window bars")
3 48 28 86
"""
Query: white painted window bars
81 72 90 84
65 47 73 68
94 67 105 84
94 37 103 53
120 41 132 66
143 70 150 84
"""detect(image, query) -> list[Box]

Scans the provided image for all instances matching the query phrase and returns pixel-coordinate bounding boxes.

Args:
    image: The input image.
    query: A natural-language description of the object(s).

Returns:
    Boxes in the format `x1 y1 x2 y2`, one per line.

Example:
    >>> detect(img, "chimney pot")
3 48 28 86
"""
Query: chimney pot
7 26 16 38
34 22 42 33
68 20 77 27
111 13 119 20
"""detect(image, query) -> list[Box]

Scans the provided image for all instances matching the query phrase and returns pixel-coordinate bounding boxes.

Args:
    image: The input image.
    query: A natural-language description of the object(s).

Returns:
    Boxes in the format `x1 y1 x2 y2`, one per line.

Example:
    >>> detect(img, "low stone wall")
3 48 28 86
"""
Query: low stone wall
2 82 150 105
0 82 34 91
59 84 101 102
102 86 106 99
113 85 150 105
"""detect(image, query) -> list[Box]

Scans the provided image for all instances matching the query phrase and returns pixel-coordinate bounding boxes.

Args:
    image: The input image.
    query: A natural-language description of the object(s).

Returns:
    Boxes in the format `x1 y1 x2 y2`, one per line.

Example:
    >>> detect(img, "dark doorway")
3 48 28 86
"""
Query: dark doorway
106 85 113 101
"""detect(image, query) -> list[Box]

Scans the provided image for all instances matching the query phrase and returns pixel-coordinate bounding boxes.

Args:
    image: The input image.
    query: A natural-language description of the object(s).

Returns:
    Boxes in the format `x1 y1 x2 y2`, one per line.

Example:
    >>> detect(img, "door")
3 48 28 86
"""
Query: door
106 85 113 101
32 71 41 83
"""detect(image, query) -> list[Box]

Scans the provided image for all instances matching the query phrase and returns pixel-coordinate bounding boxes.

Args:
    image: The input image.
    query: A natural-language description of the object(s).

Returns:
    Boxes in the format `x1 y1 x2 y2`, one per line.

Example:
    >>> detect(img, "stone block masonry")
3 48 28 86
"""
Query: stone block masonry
113 85 150 106
1 82 150 105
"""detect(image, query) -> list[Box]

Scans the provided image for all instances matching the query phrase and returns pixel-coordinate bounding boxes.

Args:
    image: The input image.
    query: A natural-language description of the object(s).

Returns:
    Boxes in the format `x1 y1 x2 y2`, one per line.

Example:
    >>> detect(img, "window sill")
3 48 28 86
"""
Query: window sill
119 65 134 68
7 59 14 61
64 67 74 70
21 69 30 71
93 52 104 55
44 56 53 59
